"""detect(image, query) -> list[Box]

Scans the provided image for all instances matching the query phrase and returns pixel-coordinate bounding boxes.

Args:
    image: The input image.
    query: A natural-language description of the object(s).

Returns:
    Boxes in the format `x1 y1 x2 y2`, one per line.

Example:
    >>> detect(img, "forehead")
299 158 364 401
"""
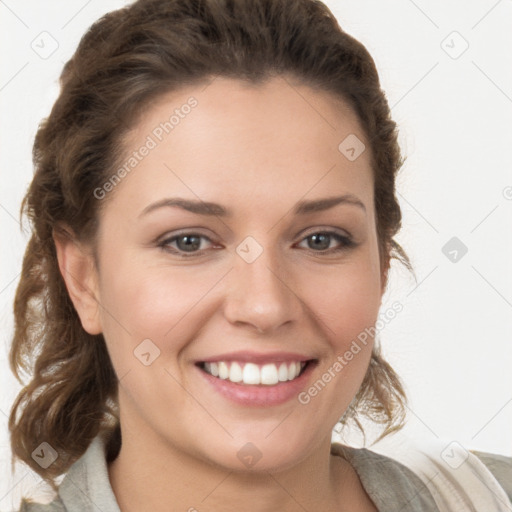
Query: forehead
104 76 373 220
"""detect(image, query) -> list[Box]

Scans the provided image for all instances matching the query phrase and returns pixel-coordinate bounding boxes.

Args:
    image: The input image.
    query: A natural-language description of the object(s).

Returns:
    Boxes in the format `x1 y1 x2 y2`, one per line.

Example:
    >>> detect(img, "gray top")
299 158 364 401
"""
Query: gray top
18 433 512 511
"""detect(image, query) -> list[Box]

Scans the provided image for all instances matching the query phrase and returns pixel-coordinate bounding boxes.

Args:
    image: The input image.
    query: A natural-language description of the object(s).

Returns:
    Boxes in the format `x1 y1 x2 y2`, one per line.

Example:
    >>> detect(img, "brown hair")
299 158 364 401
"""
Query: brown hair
9 0 413 490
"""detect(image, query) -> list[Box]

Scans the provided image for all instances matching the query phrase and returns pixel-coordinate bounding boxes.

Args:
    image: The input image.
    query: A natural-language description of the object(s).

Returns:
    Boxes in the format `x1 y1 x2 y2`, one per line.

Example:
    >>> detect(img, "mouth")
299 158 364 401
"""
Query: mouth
196 359 314 386
194 356 318 407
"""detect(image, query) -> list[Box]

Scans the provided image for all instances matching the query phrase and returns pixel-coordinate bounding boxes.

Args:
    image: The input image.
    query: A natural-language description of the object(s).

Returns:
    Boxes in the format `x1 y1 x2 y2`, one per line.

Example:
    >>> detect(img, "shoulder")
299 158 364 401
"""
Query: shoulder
331 442 440 510
16 497 65 512
12 432 120 512
471 449 512 503
333 440 512 511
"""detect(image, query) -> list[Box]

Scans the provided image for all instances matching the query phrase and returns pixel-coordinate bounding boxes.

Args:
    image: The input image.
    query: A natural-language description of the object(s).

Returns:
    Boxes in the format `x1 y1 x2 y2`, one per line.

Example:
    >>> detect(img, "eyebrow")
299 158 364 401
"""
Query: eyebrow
138 194 366 219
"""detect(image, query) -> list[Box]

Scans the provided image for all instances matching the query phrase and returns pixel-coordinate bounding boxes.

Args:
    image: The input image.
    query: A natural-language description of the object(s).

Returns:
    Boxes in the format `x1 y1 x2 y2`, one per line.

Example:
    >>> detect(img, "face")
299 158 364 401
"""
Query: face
81 76 385 472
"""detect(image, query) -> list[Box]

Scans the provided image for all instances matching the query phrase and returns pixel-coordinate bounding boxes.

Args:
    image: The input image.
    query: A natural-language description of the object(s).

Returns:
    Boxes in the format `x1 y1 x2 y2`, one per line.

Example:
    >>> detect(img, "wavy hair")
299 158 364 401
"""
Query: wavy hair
9 0 413 490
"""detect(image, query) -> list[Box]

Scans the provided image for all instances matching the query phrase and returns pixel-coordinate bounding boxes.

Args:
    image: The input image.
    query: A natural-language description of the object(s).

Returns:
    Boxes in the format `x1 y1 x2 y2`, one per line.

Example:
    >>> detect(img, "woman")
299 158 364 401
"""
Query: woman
8 0 512 510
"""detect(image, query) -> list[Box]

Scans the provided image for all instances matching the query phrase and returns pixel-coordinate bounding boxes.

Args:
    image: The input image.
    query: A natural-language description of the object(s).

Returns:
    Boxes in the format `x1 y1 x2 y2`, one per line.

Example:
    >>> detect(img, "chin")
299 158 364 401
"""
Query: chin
197 433 314 475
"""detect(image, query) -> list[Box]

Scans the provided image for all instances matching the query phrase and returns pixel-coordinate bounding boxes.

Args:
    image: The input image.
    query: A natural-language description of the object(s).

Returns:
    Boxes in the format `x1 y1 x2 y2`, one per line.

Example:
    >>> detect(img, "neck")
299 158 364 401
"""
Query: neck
107 422 359 512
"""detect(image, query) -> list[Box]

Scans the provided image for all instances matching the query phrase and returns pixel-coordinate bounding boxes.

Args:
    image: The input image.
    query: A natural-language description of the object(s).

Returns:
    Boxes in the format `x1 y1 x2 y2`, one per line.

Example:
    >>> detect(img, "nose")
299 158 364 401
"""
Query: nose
223 244 303 335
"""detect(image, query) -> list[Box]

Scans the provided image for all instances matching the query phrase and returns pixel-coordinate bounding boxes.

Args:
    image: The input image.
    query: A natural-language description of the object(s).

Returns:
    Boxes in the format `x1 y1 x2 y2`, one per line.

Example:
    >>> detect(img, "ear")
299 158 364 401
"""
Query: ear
52 224 102 335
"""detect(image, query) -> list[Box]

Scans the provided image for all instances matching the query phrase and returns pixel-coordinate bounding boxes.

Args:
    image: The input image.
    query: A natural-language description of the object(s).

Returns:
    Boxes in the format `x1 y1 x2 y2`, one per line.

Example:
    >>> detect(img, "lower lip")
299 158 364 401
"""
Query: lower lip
196 361 317 407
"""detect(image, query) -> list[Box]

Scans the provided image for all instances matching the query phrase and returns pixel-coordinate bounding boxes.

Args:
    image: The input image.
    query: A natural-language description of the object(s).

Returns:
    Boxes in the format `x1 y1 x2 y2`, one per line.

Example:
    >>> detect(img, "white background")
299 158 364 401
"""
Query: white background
1 0 511 509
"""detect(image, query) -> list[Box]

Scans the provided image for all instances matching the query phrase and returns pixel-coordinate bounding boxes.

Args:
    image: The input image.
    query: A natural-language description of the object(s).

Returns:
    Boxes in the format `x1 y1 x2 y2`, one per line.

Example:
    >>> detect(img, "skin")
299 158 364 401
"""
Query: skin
54 76 385 511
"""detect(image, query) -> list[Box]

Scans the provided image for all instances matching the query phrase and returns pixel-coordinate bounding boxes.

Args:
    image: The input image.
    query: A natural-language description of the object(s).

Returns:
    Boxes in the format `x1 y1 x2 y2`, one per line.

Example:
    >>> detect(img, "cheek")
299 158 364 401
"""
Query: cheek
304 257 382 347
97 255 220 351
97 233 382 356
299 259 380 411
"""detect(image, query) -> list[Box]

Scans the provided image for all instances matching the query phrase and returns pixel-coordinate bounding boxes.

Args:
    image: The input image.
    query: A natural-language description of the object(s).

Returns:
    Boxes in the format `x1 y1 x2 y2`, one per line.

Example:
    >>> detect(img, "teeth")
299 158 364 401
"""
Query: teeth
287 362 296 381
218 361 229 379
243 363 260 385
210 362 219 377
260 363 279 385
229 362 243 383
202 360 307 385
278 362 288 382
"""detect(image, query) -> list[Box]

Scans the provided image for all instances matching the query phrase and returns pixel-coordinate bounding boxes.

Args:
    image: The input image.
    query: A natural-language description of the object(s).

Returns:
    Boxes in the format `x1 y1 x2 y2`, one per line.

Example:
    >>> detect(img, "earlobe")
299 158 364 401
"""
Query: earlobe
52 224 103 335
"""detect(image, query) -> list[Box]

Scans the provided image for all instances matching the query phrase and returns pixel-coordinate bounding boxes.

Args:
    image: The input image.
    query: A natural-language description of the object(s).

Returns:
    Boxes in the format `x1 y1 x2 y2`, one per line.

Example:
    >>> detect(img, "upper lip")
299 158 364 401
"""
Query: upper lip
196 350 316 365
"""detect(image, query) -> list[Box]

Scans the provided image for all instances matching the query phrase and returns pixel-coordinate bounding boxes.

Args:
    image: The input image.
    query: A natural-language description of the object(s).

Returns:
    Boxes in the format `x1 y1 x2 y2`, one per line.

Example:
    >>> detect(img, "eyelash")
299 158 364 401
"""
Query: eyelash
157 230 357 258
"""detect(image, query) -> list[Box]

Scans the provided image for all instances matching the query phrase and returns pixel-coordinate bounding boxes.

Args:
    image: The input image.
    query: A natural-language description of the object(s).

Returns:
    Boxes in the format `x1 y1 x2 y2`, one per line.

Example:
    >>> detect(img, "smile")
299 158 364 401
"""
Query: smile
199 360 308 385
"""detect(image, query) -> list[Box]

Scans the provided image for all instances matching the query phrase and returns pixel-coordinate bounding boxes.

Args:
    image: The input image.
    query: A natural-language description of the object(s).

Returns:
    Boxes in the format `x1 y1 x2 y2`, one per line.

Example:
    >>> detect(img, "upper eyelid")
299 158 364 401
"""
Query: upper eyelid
160 226 352 240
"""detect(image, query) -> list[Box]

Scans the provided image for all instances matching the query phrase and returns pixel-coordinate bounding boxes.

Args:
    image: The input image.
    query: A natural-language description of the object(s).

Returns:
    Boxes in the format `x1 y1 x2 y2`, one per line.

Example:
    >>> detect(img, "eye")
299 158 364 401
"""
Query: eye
157 230 356 258
158 233 215 257
296 231 356 254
